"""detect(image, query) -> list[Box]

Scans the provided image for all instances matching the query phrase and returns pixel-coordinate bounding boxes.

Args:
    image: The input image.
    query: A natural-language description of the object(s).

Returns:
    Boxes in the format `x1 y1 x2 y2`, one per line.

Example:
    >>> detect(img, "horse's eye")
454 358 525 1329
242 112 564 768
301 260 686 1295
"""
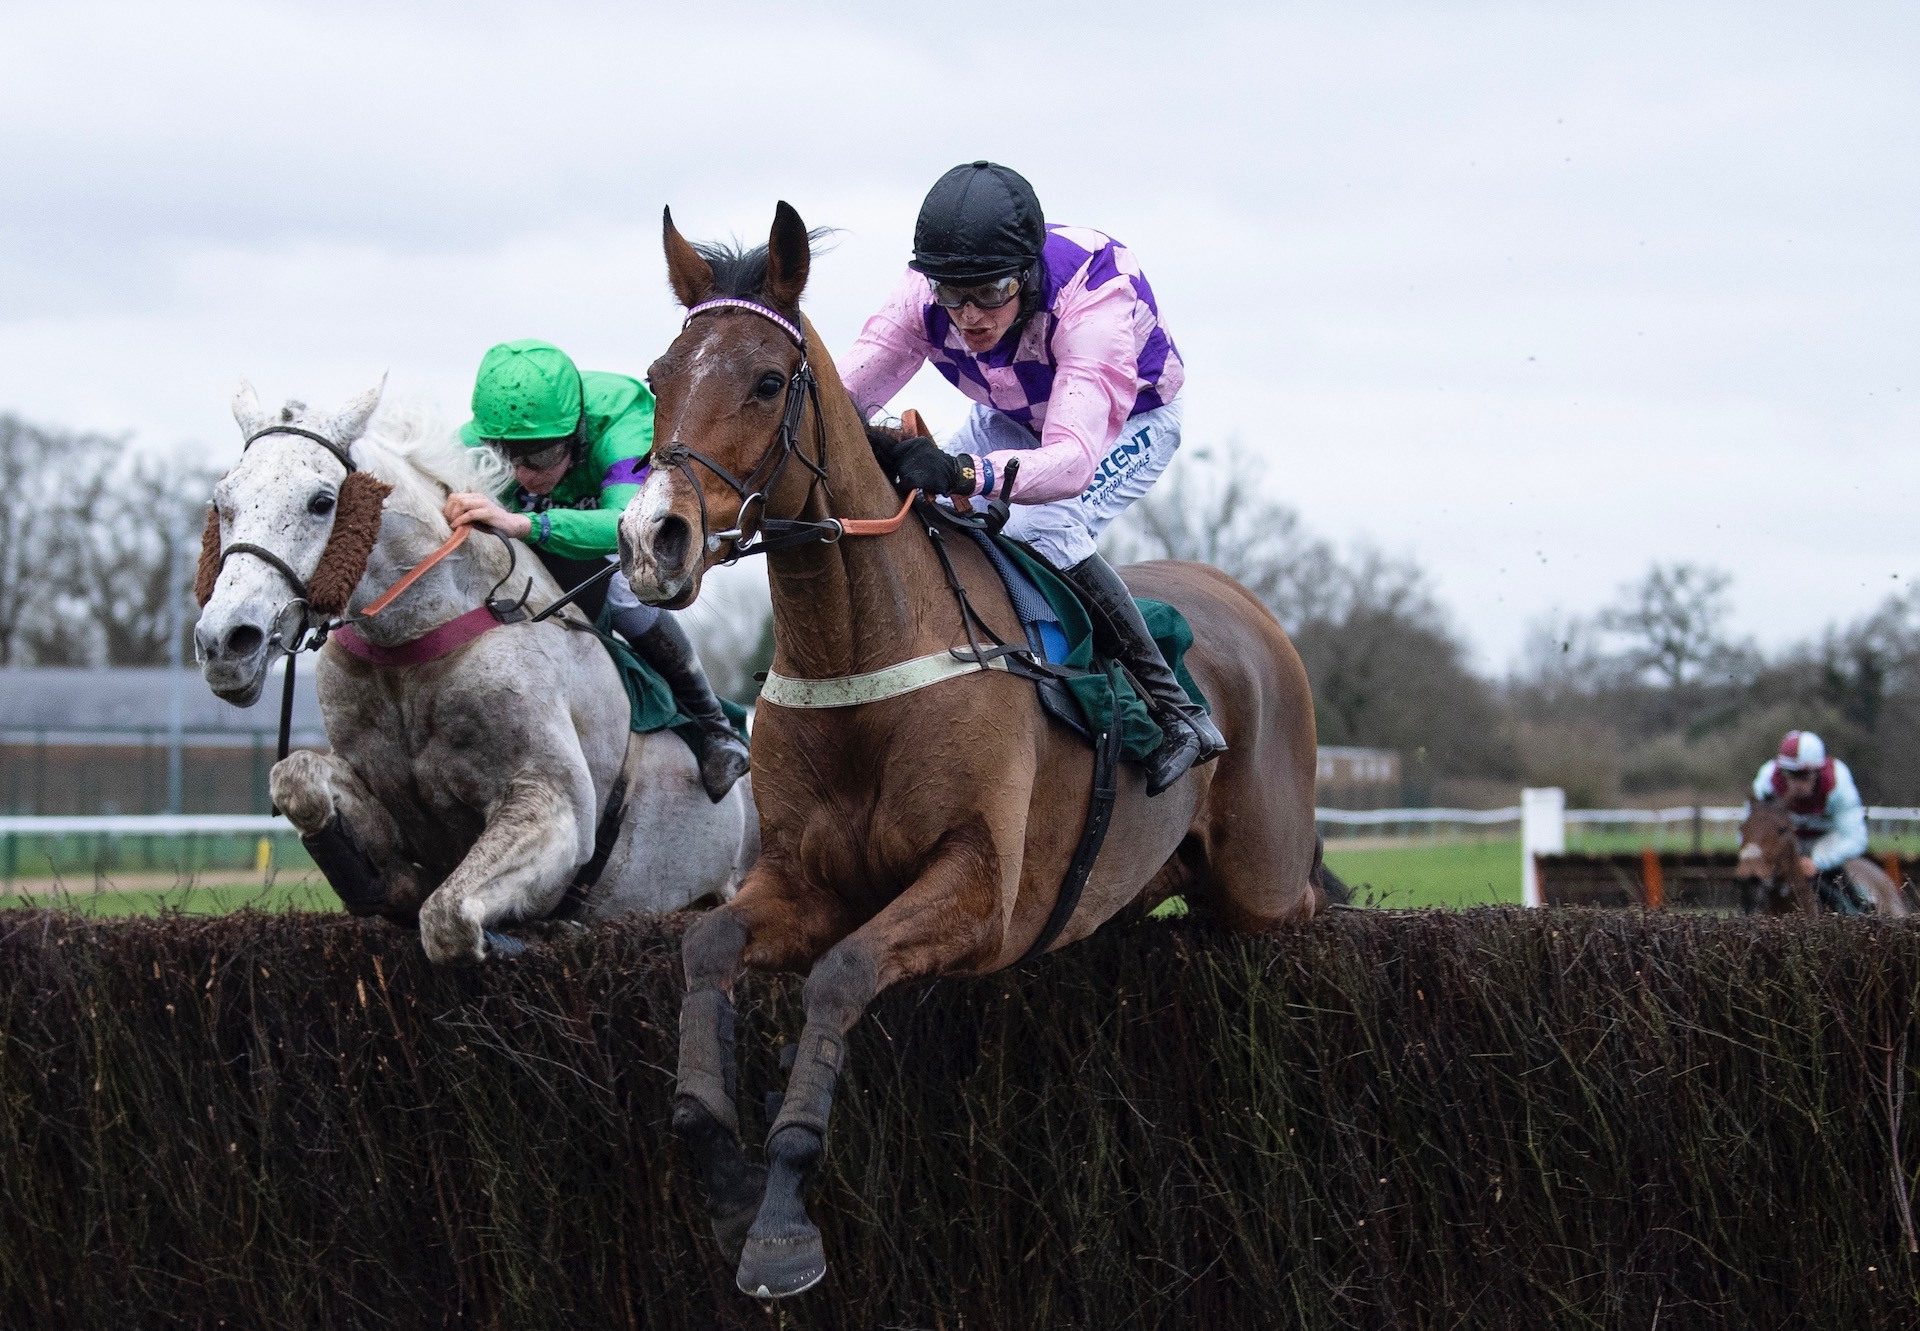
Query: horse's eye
308 492 336 516
754 371 787 400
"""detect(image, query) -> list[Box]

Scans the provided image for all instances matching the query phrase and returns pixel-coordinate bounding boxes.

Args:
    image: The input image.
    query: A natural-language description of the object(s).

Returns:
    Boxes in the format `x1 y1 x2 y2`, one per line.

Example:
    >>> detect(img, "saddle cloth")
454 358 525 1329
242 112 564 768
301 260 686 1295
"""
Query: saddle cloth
587 607 749 753
955 528 1210 764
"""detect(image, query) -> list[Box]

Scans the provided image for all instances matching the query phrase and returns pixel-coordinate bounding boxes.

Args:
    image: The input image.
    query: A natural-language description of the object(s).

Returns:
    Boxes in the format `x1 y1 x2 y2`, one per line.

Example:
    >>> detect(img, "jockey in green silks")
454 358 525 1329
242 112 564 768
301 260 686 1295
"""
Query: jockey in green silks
446 339 749 802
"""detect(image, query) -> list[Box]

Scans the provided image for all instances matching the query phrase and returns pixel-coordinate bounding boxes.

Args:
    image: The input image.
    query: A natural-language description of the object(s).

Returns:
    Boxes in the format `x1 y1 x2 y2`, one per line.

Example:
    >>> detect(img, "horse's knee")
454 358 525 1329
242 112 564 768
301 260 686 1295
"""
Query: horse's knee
270 750 337 833
682 909 749 991
800 943 879 1031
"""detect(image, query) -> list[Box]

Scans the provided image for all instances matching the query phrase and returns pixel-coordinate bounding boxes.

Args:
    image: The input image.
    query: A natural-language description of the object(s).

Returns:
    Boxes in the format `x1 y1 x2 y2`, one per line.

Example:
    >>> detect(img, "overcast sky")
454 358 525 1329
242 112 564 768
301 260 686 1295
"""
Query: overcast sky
5 0 1914 667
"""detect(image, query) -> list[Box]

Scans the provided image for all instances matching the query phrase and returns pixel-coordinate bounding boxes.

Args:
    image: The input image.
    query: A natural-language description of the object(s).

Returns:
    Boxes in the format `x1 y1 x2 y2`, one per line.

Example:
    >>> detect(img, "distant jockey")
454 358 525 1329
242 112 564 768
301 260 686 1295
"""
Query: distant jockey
838 160 1224 796
446 339 749 802
1749 729 1871 912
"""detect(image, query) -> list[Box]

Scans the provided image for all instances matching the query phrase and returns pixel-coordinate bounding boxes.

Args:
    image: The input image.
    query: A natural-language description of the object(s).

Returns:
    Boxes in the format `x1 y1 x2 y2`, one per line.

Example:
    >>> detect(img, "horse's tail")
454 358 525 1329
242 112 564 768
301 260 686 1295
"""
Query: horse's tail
1312 835 1354 908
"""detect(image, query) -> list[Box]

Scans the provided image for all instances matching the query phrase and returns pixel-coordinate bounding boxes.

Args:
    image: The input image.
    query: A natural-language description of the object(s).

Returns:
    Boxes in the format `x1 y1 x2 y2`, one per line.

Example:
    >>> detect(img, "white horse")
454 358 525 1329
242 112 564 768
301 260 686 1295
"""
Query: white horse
194 381 756 962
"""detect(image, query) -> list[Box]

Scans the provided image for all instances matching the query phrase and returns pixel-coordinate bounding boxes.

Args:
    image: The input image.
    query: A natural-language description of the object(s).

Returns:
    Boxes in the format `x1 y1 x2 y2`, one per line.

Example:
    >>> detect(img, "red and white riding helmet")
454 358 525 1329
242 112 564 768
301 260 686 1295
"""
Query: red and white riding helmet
1777 730 1827 771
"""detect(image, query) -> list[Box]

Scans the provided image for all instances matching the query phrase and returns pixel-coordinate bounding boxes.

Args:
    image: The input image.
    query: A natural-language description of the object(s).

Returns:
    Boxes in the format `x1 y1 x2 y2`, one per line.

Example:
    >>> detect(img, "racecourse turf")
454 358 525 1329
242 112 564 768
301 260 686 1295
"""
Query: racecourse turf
25 826 1917 917
10 841 1527 916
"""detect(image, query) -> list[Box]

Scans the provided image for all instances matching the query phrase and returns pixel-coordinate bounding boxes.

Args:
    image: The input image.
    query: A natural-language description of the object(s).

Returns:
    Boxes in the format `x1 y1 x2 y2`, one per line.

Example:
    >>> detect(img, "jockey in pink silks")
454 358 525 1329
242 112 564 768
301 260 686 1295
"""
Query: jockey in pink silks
839 160 1225 797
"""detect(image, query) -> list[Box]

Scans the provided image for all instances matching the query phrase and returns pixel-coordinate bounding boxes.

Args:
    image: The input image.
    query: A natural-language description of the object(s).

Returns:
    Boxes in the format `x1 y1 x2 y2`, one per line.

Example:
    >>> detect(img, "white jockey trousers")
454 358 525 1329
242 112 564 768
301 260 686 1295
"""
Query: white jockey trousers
947 398 1185 568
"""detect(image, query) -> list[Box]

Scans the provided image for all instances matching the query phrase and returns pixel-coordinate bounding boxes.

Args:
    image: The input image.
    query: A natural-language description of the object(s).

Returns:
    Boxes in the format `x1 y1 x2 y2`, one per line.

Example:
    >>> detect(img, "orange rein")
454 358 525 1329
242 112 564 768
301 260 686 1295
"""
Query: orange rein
832 489 919 538
357 524 473 618
824 407 971 537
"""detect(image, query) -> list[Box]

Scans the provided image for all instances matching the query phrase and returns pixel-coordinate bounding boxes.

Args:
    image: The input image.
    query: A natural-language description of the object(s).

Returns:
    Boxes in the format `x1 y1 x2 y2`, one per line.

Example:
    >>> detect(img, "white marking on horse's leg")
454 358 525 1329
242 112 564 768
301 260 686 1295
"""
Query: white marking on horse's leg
418 774 588 964
269 750 341 834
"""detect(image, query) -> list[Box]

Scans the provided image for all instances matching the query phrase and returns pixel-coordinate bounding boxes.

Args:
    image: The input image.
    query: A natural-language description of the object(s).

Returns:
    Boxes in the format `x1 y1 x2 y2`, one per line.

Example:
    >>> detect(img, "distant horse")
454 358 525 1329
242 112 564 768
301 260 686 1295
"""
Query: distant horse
194 382 755 962
1735 797 1908 917
619 203 1341 1298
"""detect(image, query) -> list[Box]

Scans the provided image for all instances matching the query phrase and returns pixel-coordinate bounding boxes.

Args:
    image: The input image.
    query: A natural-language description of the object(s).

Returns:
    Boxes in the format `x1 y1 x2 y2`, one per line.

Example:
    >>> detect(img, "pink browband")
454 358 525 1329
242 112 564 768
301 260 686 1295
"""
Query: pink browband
684 298 804 348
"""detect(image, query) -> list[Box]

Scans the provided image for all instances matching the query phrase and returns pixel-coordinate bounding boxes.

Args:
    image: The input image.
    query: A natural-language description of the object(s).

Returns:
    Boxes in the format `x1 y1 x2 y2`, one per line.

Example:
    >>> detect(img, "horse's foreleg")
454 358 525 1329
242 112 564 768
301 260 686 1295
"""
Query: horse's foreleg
675 872 851 1265
418 771 587 964
737 829 1004 1299
270 751 426 916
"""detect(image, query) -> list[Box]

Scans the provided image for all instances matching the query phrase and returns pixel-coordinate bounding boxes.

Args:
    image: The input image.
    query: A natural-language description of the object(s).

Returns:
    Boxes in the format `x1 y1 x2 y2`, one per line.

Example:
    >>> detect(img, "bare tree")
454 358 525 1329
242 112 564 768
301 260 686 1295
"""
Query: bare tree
678 564 774 703
52 451 217 665
0 415 111 665
1291 545 1511 785
1598 562 1752 692
1100 443 1340 630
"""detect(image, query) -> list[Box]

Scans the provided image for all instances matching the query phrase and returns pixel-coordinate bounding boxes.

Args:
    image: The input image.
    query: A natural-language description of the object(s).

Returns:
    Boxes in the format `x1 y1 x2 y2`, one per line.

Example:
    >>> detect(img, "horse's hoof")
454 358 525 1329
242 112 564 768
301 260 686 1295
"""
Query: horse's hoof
736 1226 826 1299
482 929 528 958
709 1172 765 1263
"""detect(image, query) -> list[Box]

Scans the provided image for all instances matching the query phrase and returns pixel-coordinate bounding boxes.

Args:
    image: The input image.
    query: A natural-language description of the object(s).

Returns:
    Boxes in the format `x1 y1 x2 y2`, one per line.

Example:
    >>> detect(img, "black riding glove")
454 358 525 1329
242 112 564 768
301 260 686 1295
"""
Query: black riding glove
881 436 976 497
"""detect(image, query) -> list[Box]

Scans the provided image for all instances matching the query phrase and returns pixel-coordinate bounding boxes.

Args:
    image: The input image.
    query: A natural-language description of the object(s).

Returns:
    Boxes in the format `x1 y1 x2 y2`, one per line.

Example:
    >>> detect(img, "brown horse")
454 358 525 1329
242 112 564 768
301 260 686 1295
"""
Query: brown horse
620 202 1336 1299
1735 797 1910 917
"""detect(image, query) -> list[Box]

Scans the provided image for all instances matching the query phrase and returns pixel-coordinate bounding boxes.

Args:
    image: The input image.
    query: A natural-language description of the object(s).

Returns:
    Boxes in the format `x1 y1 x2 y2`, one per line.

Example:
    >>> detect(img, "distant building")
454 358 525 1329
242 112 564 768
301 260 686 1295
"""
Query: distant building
1 665 322 814
1316 746 1403 808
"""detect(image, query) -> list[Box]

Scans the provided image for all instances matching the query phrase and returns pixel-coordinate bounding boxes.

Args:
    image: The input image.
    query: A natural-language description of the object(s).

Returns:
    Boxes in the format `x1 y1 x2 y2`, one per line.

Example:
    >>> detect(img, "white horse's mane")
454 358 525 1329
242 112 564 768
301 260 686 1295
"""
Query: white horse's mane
349 401 513 526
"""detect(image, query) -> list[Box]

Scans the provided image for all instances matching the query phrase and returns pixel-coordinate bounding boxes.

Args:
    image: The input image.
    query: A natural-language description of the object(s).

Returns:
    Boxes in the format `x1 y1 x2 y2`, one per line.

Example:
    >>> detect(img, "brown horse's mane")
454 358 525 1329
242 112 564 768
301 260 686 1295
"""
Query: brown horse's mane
689 232 837 307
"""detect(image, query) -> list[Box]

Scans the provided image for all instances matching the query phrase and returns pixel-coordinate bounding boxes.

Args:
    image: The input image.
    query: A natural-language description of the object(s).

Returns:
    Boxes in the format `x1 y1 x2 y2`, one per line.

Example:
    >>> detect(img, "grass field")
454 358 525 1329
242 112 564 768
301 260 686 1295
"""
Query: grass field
9 839 1529 916
1324 837 1522 907
10 824 1917 918
1 875 334 917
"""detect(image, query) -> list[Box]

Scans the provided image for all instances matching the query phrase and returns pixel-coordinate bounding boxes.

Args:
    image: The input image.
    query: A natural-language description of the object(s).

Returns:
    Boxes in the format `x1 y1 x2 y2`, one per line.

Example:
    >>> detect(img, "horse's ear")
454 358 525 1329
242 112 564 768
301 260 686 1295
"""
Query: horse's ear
765 200 811 310
232 380 270 438
663 207 713 309
327 375 386 449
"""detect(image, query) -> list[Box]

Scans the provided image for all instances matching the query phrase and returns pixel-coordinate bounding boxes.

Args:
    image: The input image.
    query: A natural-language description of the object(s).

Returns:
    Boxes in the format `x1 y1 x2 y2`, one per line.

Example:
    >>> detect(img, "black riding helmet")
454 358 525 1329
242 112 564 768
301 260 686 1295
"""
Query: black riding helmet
910 161 1045 282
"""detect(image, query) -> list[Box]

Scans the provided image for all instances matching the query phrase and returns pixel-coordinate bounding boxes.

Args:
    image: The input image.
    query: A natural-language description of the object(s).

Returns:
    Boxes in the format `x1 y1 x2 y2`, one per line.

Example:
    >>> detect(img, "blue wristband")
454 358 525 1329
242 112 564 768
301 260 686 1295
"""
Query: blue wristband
979 457 995 499
534 511 552 546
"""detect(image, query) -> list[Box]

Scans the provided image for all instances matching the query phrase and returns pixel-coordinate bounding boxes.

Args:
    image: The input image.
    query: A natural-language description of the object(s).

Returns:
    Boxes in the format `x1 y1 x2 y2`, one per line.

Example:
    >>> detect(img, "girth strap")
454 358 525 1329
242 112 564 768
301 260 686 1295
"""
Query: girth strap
1018 663 1124 964
554 761 633 918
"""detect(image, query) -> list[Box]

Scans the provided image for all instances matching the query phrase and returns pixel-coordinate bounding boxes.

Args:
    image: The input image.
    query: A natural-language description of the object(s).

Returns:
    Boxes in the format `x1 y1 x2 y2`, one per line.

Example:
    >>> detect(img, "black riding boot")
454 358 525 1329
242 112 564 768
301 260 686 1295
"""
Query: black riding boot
1064 553 1228 796
1823 866 1875 915
632 616 750 803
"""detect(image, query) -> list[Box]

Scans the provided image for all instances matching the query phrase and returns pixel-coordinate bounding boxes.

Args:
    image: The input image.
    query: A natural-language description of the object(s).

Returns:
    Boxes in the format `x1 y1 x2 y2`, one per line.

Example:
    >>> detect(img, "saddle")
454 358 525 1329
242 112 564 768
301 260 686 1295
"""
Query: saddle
954 525 1209 766
871 410 1210 768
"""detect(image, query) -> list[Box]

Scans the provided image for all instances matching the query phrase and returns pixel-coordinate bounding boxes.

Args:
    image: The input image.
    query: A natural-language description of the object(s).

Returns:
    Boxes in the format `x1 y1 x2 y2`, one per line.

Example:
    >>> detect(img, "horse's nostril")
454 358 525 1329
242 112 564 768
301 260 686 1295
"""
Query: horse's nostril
651 515 691 572
618 526 635 567
223 625 265 658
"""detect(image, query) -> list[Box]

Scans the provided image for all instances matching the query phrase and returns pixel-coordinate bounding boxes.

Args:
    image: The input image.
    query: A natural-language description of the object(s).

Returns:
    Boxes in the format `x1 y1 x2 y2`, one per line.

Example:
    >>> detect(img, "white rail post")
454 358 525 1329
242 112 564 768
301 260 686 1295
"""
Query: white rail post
1521 787 1566 908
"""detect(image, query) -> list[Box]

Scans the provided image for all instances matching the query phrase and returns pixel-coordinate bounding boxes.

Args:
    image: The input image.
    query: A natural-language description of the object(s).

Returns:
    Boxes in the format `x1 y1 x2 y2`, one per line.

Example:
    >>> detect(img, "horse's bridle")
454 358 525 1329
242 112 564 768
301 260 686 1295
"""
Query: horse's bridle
217 425 360 653
655 299 879 560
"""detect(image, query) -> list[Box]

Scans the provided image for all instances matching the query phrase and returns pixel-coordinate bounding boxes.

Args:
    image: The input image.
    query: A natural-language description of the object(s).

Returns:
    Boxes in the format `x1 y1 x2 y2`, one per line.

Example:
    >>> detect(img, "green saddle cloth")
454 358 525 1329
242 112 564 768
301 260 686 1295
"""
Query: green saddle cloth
993 537 1209 764
590 607 750 754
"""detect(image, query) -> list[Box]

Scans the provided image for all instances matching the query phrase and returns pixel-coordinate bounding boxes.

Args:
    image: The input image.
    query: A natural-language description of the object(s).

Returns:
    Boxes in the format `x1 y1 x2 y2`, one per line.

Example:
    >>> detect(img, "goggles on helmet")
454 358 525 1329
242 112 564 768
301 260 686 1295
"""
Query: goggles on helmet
929 274 1022 311
493 437 572 472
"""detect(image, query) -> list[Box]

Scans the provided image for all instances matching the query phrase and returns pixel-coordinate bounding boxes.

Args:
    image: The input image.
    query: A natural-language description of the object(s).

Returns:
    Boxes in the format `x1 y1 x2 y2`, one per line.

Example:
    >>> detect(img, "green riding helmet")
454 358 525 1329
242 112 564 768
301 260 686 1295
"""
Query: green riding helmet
471 339 585 443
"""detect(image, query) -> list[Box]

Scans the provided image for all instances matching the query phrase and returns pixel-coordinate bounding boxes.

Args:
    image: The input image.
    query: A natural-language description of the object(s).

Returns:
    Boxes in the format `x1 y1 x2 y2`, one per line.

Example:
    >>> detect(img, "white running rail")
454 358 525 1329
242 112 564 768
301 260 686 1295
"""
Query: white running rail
0 815 290 835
